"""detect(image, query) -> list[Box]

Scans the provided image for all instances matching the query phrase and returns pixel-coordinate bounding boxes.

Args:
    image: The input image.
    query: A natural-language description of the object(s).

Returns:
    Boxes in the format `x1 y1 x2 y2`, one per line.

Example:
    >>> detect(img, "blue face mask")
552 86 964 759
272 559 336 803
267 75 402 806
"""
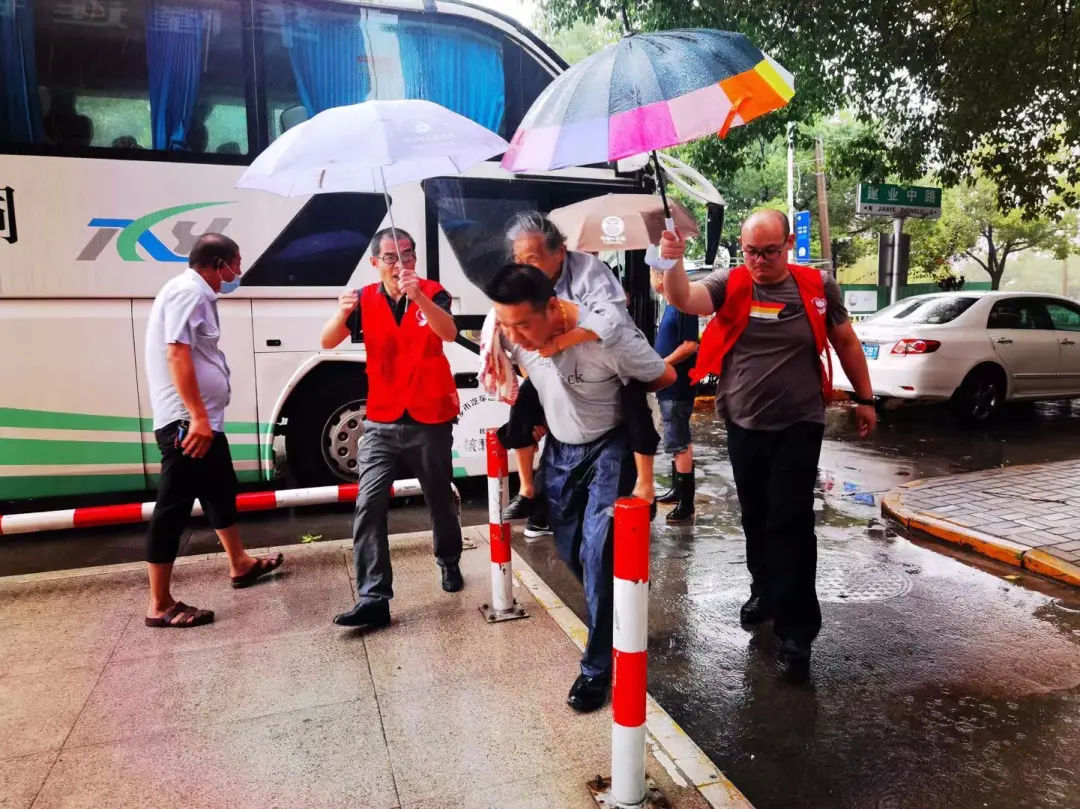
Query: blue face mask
218 263 241 294
219 276 241 294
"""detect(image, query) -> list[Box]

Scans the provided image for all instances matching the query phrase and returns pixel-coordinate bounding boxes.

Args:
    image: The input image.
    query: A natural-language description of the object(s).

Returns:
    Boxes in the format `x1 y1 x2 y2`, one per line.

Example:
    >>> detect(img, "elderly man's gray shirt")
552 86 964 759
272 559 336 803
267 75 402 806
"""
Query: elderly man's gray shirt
508 321 665 445
554 251 629 344
145 269 232 431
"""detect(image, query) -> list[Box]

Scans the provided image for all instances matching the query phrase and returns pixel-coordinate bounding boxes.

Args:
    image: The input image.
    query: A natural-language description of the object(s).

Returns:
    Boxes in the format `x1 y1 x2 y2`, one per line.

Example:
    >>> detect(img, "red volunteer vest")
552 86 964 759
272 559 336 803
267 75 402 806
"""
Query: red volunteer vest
689 264 833 400
361 280 459 424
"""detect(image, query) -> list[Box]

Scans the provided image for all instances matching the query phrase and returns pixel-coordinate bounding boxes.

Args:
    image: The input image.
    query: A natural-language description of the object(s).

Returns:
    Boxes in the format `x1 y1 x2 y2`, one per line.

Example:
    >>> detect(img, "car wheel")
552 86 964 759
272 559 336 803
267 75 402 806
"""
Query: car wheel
952 366 1005 424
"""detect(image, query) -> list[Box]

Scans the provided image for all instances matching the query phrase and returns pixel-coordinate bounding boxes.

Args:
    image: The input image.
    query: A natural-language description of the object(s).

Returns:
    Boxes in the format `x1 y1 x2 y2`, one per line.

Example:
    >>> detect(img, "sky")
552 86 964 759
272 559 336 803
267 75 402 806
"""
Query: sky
464 0 538 27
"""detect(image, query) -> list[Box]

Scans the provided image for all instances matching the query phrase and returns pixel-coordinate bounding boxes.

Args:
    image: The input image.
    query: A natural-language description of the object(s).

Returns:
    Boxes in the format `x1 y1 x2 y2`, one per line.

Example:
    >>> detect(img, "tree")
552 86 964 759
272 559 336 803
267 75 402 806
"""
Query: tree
537 0 1080 215
907 178 1078 290
533 16 620 65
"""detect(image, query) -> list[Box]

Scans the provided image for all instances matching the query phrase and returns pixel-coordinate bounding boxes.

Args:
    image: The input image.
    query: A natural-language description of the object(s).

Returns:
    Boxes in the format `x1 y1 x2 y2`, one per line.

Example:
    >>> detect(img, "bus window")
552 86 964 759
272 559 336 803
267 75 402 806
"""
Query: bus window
258 1 507 140
0 0 249 155
241 192 388 287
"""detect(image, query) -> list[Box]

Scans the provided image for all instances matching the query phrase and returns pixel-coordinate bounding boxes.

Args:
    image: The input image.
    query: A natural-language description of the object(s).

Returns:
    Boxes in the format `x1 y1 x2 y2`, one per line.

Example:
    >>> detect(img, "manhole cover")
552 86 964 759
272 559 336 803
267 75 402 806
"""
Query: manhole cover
817 562 912 603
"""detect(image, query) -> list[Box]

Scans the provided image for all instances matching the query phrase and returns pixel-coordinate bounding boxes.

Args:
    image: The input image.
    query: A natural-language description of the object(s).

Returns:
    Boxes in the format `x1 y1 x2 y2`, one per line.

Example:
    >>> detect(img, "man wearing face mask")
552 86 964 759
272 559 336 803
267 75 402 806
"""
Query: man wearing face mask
143 233 284 629
321 227 462 629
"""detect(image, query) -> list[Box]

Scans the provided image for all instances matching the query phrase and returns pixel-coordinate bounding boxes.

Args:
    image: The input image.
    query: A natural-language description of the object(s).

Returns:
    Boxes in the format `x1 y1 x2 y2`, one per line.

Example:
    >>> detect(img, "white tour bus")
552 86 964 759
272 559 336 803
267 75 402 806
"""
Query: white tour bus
0 0 653 503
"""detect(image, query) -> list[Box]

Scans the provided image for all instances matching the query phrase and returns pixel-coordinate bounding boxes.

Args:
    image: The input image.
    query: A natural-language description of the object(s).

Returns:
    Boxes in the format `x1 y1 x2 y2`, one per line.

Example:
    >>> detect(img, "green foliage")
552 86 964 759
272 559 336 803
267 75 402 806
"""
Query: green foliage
537 0 1080 215
905 177 1079 289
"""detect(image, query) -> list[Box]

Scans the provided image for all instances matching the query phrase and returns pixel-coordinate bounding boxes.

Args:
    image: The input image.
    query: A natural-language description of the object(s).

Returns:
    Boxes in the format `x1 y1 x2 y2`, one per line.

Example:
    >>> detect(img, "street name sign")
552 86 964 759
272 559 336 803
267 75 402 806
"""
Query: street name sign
856 183 941 219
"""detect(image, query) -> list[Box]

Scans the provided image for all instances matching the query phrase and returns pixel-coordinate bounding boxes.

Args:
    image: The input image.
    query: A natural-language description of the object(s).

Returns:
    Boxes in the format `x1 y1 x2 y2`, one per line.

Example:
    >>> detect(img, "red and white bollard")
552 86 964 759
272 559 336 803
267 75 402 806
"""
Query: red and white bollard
590 496 663 808
480 428 527 622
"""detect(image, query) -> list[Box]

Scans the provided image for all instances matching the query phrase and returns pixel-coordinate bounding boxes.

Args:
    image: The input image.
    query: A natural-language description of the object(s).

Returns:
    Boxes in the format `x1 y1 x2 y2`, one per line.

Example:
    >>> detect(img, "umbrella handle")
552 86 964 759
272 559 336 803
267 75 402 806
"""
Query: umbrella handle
645 216 679 272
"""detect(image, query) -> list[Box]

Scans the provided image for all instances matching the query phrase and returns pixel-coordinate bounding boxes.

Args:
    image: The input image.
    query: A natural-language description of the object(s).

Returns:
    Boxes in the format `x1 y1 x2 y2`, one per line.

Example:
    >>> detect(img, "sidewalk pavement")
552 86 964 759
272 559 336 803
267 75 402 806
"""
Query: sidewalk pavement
0 525 750 809
882 459 1080 588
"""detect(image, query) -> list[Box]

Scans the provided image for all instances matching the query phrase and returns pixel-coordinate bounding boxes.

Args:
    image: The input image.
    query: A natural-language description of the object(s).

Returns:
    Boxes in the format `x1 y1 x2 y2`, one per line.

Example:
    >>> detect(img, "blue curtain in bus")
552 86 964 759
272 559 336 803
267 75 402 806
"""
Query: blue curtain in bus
0 0 45 144
281 4 370 116
145 0 211 151
396 22 505 133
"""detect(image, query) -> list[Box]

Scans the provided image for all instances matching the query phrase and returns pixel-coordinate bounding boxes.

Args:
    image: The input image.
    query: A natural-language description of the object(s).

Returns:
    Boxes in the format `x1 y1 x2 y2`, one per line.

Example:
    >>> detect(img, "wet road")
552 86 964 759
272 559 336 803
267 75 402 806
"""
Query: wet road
4 400 1080 808
515 400 1080 809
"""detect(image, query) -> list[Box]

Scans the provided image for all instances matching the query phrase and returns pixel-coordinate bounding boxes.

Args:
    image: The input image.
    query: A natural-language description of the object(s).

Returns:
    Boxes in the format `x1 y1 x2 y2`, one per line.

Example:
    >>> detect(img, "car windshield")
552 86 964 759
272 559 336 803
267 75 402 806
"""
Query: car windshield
865 296 977 325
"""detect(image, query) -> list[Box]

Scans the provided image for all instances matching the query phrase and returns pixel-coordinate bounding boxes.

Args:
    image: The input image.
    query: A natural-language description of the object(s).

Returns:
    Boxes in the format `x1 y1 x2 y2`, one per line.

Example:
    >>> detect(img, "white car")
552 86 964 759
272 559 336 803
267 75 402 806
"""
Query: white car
832 291 1080 422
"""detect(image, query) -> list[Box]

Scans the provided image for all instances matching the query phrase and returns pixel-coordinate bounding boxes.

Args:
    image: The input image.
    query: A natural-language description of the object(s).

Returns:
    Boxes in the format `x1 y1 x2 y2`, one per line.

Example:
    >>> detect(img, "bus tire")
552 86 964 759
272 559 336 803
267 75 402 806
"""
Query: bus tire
283 366 367 487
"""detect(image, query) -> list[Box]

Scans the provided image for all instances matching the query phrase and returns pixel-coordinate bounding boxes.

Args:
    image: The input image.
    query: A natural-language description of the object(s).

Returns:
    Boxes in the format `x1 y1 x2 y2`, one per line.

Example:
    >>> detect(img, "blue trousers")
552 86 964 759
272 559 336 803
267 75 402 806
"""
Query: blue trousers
542 429 635 678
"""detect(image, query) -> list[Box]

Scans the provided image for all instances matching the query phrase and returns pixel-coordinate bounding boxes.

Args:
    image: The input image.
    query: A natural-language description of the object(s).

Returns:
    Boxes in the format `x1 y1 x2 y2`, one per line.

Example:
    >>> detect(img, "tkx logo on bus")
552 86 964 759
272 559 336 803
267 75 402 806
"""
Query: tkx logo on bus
78 202 232 262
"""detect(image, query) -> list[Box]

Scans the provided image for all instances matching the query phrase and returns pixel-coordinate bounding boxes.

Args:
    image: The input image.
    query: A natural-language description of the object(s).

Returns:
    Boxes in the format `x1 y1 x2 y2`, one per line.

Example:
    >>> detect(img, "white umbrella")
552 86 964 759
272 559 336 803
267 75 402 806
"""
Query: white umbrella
235 99 509 261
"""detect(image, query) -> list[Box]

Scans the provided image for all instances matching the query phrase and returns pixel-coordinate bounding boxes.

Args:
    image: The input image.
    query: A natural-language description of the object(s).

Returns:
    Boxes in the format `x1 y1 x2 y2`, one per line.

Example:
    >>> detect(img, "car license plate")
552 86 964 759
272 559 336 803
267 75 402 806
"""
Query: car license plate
862 343 879 360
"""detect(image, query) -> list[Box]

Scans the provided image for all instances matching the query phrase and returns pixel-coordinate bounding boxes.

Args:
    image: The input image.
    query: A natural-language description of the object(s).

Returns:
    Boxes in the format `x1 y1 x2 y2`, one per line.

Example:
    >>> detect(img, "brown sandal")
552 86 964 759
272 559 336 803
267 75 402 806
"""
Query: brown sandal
230 553 284 589
145 601 215 629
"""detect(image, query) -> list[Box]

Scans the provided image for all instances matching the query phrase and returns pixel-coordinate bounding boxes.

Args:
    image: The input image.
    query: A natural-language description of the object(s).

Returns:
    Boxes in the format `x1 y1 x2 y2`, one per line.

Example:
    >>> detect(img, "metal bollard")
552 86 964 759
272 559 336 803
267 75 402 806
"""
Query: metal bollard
479 428 528 623
589 496 664 808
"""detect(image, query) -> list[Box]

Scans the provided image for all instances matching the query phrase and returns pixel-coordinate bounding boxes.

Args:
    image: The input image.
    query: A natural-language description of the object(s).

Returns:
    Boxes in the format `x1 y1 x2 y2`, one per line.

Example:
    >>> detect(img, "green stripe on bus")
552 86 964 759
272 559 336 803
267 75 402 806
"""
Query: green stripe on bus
0 407 265 435
0 474 147 500
0 407 143 431
0 438 143 465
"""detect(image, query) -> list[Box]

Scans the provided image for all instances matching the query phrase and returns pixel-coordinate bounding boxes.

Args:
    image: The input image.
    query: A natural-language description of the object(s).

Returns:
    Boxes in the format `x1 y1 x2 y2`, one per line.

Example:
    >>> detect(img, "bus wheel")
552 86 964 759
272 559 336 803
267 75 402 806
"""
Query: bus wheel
284 371 367 486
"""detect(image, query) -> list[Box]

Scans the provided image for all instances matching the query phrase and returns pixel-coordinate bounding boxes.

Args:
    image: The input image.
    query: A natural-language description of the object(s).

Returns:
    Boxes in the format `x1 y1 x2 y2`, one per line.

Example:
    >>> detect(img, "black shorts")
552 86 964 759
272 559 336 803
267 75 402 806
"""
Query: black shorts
145 420 239 564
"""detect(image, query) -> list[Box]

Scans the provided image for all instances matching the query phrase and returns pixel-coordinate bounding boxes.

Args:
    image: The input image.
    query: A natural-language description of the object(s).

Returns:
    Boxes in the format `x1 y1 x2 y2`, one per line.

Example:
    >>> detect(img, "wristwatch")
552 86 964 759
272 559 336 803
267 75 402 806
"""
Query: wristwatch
851 393 875 406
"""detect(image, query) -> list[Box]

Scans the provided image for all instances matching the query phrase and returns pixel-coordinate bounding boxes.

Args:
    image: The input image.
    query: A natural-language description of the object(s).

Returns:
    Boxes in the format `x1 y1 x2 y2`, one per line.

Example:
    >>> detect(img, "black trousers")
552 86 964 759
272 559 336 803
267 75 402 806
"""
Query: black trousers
726 419 825 645
146 421 239 565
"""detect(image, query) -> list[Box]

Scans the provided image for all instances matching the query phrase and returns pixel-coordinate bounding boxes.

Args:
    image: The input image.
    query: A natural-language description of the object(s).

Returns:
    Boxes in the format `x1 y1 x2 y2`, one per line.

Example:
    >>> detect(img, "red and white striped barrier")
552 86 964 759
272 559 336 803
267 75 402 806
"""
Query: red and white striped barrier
610 496 651 806
0 478 432 536
480 428 527 622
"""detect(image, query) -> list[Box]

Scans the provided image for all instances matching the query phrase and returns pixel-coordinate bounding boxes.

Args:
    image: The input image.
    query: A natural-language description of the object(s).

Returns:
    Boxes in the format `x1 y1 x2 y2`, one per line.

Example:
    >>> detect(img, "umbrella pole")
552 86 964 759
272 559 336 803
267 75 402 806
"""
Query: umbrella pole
379 167 404 267
651 151 672 220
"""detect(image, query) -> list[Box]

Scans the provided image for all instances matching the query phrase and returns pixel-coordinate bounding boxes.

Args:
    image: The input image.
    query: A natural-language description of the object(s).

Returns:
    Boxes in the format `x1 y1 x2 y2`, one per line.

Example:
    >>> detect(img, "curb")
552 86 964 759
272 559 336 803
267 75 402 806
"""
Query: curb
881 487 1080 589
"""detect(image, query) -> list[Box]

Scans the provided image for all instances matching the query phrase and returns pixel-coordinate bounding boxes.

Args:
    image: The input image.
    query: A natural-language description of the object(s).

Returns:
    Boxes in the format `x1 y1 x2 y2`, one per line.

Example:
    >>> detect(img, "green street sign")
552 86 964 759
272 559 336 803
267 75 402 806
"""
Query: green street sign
856 183 942 219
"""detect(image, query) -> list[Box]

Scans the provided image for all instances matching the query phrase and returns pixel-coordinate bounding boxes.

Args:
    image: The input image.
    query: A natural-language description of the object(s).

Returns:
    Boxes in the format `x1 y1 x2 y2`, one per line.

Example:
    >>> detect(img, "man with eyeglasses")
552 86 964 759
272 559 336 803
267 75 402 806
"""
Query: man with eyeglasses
321 227 463 629
660 209 875 676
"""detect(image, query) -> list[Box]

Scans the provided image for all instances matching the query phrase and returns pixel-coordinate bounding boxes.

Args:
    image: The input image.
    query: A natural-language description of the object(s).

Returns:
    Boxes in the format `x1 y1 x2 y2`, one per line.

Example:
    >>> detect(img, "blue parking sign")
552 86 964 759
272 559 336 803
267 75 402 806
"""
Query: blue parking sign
794 210 811 264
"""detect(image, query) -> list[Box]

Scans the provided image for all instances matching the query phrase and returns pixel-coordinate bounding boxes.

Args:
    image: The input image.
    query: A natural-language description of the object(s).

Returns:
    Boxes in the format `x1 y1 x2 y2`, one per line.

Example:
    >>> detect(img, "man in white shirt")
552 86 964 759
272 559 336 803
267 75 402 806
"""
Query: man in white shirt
143 233 283 629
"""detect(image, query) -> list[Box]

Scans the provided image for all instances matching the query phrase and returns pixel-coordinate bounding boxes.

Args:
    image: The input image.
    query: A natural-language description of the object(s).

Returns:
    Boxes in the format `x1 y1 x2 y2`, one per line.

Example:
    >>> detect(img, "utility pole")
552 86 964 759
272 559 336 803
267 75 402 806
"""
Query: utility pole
1064 256 1070 297
814 136 832 268
786 122 795 231
891 217 906 304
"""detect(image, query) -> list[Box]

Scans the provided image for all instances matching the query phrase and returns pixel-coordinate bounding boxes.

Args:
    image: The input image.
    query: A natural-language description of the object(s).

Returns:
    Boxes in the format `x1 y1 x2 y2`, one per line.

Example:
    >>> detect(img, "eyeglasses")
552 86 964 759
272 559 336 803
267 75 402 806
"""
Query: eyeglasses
743 246 784 261
379 249 416 265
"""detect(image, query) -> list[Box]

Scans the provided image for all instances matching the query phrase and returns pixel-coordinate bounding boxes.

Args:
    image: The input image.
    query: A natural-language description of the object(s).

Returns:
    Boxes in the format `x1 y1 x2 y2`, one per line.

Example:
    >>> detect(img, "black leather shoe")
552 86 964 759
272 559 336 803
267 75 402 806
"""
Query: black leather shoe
739 595 773 625
566 673 610 713
778 637 812 665
333 599 390 628
502 493 537 520
441 563 464 592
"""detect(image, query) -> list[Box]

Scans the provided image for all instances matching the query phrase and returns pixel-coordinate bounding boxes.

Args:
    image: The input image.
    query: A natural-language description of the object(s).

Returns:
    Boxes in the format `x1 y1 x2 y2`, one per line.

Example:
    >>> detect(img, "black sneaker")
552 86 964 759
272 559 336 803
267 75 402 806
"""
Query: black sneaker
503 493 537 521
524 516 553 538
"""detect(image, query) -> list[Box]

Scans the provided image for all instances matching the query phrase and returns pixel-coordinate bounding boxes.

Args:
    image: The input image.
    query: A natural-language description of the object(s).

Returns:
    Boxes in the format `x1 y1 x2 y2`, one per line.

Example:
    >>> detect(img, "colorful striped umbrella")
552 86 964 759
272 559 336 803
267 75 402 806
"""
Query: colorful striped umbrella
501 29 795 173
